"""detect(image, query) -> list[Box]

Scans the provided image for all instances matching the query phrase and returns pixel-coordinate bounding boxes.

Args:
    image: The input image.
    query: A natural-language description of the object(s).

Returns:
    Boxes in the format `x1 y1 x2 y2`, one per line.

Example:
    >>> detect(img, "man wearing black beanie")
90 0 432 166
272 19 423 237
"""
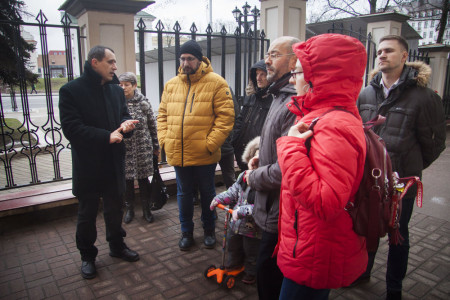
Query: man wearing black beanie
157 40 235 251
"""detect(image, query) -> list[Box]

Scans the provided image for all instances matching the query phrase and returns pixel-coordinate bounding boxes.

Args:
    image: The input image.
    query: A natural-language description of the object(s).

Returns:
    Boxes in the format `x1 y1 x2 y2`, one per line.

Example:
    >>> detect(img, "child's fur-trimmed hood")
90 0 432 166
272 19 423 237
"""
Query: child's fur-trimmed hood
242 136 260 164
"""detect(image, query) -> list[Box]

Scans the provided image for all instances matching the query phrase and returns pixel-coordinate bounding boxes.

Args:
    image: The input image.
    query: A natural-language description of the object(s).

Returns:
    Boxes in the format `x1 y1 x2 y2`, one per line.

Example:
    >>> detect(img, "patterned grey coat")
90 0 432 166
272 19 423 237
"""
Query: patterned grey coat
124 90 159 180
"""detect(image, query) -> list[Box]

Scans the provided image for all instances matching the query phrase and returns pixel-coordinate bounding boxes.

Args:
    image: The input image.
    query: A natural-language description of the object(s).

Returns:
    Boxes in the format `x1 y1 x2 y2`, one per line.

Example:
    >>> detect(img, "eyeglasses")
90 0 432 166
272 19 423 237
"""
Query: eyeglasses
290 70 303 79
264 52 295 60
180 57 197 62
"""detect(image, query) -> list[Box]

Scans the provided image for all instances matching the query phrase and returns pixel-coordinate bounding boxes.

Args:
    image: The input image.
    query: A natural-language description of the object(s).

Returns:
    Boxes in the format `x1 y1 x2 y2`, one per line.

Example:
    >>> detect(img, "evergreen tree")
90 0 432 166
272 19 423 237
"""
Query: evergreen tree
0 0 37 87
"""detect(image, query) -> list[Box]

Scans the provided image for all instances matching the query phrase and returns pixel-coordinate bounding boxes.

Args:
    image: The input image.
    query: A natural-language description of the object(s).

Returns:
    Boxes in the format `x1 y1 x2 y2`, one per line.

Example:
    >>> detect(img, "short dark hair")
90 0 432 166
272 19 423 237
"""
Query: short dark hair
87 45 114 64
379 35 409 52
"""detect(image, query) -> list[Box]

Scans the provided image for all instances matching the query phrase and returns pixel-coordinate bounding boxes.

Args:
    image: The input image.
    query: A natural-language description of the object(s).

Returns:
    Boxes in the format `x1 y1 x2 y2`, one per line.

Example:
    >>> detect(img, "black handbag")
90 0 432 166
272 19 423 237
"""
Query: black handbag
150 155 168 210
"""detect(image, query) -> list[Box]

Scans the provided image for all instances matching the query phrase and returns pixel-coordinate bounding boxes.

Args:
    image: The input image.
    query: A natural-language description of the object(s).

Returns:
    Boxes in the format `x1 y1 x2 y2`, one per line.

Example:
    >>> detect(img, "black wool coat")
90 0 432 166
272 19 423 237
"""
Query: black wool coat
59 62 131 196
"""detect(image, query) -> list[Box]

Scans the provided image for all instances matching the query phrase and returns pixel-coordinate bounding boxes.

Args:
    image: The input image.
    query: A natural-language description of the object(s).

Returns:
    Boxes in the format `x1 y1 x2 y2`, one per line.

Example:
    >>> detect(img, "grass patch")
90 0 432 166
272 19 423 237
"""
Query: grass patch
0 118 37 148
32 76 139 92
34 78 68 93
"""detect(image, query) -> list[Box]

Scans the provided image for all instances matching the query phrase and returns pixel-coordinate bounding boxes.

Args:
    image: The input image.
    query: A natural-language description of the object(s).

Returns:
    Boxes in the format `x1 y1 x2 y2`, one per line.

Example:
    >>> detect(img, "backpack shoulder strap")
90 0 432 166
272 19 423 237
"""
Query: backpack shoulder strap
308 107 355 131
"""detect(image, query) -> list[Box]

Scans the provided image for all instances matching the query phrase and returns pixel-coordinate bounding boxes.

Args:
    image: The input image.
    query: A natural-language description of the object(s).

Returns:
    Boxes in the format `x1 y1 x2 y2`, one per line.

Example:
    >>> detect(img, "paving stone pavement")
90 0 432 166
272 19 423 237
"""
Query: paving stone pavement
0 129 449 299
0 184 448 300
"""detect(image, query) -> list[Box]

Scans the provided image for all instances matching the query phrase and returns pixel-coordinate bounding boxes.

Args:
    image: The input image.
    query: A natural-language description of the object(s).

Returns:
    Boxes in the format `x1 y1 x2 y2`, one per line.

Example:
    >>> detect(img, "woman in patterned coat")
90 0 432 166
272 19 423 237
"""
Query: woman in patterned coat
119 72 160 224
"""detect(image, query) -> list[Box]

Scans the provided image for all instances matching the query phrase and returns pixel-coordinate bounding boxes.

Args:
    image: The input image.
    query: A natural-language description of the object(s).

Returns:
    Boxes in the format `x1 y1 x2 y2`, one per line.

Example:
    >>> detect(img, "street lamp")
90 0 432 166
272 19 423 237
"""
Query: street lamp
232 2 259 36
232 2 260 98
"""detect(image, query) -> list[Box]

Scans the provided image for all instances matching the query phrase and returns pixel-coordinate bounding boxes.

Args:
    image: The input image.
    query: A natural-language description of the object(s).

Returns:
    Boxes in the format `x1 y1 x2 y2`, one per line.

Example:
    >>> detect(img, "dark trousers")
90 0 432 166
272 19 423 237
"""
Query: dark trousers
219 153 236 188
256 231 284 300
227 230 260 276
76 191 126 261
279 277 330 300
364 196 415 292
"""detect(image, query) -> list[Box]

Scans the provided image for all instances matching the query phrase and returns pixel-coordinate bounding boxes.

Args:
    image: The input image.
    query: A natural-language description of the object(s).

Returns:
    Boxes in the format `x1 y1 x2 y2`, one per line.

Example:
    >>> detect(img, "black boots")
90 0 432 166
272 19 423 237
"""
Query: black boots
204 229 216 249
124 179 154 224
142 199 154 223
81 260 96 279
179 231 194 251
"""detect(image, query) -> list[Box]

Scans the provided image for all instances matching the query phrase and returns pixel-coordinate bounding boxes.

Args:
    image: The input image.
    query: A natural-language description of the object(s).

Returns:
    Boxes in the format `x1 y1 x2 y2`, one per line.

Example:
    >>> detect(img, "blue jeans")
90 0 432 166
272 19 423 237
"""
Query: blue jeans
174 164 217 233
279 277 330 300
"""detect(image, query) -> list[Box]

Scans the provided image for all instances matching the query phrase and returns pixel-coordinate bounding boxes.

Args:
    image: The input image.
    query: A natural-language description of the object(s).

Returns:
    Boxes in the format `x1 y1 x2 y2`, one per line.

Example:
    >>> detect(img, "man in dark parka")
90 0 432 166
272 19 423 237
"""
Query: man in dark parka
355 35 446 300
59 45 140 280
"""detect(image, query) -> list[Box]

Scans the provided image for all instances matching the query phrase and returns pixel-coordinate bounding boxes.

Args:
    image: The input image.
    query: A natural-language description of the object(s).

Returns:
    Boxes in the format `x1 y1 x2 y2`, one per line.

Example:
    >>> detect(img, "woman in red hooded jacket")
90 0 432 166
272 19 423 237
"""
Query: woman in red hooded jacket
275 34 368 299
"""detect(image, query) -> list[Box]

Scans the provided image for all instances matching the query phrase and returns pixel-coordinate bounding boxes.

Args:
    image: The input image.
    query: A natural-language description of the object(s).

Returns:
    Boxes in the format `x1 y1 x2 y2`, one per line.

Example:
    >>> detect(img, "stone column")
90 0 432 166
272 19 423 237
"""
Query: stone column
360 12 410 49
260 0 307 42
59 0 154 75
421 46 450 96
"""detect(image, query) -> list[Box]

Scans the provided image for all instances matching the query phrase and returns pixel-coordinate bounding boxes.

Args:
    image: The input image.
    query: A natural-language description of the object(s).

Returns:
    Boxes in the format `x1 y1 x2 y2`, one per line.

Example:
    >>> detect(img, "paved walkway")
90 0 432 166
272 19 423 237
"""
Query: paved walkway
0 129 449 299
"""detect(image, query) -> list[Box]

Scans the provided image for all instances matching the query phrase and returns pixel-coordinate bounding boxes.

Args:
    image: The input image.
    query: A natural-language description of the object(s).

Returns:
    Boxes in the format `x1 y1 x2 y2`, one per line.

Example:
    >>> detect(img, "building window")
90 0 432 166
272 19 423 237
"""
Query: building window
431 20 434 27
427 10 432 17
418 22 421 30
429 31 433 39
423 32 427 39
424 21 428 28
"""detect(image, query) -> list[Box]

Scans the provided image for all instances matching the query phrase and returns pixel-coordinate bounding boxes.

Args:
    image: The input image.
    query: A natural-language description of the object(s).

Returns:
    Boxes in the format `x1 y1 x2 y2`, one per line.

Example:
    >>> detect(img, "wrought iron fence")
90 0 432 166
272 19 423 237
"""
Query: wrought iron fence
0 11 269 190
327 23 377 86
135 18 269 107
0 11 81 190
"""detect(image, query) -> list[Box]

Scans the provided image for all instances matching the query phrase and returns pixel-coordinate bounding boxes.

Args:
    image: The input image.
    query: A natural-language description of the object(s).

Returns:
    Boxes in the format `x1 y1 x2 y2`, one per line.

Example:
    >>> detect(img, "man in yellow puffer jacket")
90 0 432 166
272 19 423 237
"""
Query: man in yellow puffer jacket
157 40 234 251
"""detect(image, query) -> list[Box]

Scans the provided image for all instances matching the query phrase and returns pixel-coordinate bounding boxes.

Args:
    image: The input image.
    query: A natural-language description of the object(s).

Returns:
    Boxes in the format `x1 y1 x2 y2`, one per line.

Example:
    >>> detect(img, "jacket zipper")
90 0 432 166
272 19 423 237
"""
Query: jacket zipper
293 209 298 258
181 77 191 167
190 93 195 113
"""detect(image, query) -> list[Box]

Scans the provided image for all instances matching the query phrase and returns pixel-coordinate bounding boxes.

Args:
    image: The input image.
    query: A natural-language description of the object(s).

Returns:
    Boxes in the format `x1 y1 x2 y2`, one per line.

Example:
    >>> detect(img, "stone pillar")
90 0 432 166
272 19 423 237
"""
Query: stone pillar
421 47 450 96
360 12 410 49
260 0 307 42
59 0 153 75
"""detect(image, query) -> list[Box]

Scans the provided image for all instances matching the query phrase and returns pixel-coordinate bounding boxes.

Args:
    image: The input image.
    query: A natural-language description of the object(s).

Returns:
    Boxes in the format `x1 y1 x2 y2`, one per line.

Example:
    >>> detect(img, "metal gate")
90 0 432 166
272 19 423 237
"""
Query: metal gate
0 11 269 190
0 11 82 190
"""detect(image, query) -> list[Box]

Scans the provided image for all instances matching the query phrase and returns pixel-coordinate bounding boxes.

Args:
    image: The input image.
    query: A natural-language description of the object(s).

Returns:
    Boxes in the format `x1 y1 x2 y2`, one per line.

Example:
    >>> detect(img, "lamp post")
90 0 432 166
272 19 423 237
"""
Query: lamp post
232 2 260 97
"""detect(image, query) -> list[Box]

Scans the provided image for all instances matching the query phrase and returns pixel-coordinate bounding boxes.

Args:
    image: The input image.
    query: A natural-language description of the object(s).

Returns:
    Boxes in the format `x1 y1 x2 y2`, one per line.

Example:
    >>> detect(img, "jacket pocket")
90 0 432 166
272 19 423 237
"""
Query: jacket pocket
293 209 299 258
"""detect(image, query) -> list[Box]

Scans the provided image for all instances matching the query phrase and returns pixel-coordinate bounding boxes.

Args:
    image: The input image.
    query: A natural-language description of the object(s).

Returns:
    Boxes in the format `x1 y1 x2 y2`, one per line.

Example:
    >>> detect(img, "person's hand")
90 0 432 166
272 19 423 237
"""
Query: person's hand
109 128 123 144
120 120 139 133
210 199 219 211
248 156 259 170
244 170 252 187
232 209 239 221
288 122 313 140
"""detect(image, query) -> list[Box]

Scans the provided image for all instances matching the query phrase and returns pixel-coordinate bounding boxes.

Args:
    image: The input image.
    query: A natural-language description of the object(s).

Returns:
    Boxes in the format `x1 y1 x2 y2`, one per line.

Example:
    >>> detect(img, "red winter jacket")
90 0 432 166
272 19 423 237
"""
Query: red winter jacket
275 34 368 289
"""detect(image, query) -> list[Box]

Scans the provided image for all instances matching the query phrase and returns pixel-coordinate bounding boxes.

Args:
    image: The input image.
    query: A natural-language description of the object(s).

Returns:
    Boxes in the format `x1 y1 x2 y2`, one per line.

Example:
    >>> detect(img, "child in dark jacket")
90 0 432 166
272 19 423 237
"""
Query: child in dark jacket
210 137 261 284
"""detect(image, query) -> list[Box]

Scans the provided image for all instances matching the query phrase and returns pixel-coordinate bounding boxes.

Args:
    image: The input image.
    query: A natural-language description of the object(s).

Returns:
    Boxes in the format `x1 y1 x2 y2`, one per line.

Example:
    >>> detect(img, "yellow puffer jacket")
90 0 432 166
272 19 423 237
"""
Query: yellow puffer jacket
157 57 234 167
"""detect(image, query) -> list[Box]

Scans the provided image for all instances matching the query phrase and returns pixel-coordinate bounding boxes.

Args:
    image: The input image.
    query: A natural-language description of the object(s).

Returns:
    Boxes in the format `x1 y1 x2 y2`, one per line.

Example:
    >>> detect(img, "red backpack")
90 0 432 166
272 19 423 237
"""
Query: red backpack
307 109 423 252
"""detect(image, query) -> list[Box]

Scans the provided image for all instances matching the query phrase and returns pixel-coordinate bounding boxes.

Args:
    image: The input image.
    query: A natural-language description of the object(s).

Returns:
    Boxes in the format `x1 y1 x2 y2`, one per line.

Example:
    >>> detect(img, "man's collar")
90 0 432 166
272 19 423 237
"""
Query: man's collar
268 72 292 96
380 77 400 98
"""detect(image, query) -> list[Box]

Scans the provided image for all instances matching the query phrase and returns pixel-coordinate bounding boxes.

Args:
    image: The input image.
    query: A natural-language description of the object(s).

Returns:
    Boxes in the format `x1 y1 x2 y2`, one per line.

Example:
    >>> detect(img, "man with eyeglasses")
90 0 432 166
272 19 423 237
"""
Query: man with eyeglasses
244 36 300 300
157 40 234 251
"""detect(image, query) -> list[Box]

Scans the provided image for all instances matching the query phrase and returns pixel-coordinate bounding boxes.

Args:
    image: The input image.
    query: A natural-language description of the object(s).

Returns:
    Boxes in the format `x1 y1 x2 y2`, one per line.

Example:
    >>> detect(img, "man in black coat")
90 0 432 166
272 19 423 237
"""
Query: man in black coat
232 59 273 172
59 45 140 279
356 35 446 300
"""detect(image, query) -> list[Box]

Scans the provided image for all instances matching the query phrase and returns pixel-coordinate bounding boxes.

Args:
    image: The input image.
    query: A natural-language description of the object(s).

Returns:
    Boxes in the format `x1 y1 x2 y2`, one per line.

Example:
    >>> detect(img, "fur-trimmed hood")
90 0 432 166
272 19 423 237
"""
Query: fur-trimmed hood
368 61 431 88
242 136 260 164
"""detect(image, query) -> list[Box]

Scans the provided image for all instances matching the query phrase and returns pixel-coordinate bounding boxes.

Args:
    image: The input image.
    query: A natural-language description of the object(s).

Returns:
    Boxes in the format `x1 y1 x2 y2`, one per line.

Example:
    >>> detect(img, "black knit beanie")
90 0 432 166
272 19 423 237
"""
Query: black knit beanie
180 40 203 61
